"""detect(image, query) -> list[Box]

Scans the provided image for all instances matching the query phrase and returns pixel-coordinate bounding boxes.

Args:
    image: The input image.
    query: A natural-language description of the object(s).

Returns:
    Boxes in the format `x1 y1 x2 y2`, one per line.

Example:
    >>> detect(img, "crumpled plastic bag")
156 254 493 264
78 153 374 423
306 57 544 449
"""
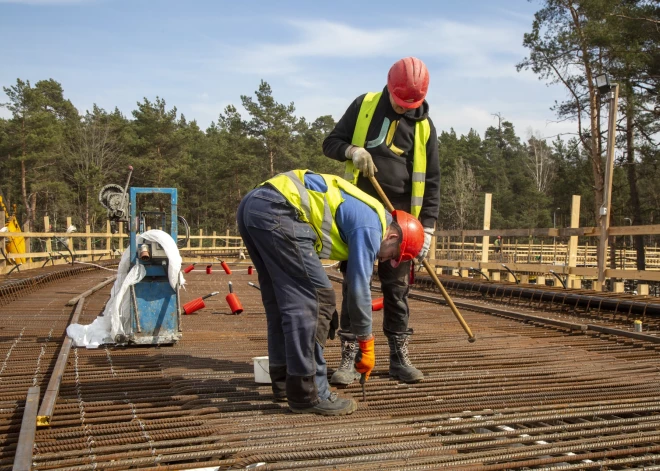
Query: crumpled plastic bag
67 229 185 348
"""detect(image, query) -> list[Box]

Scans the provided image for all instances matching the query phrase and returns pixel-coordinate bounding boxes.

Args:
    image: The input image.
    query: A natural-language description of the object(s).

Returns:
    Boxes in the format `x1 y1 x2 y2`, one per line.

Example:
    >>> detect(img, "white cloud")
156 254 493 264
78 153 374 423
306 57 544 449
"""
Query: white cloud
226 18 526 80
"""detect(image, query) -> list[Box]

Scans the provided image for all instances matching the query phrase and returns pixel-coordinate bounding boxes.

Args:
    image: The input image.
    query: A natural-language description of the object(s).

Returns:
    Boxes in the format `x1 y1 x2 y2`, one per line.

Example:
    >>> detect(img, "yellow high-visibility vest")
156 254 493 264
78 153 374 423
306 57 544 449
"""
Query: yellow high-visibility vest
343 91 430 218
264 169 388 261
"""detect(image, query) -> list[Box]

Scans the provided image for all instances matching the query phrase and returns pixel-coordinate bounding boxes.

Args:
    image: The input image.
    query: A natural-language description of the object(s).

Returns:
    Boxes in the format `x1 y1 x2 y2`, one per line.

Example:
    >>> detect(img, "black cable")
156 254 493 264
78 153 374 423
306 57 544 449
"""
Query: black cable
177 215 190 248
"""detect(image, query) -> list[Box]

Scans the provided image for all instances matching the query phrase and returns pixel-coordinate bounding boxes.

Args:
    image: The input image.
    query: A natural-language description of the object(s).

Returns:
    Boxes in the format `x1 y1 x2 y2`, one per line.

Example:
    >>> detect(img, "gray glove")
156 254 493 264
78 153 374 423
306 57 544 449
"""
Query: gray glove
347 146 377 178
415 227 435 263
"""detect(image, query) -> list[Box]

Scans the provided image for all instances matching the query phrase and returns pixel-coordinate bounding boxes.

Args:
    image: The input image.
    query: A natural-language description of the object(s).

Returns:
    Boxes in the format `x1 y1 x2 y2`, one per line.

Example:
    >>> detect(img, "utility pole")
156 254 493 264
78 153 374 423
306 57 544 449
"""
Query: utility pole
597 81 619 290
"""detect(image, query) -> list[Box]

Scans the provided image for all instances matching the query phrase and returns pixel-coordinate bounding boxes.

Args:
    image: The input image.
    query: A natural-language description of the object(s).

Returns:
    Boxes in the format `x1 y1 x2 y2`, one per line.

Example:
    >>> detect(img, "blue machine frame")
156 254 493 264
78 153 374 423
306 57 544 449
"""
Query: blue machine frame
129 188 178 265
124 187 181 345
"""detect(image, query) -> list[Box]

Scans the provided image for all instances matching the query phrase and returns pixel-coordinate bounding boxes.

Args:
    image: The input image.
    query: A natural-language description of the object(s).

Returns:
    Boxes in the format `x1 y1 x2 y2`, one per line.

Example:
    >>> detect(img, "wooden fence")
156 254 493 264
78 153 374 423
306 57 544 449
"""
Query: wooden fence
0 216 245 274
429 194 660 290
4 197 660 292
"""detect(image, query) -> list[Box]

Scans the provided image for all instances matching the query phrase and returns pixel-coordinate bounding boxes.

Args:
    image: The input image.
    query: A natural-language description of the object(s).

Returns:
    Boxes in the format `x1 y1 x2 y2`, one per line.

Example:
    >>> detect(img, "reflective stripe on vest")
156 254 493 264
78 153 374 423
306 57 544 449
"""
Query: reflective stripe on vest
343 91 430 218
264 169 387 261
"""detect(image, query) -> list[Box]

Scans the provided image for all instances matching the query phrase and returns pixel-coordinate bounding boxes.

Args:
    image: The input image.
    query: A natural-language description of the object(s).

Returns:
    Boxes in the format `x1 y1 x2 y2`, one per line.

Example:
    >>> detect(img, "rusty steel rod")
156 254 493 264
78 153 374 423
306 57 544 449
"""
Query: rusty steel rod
66 275 117 306
367 176 475 341
36 298 86 427
12 386 40 471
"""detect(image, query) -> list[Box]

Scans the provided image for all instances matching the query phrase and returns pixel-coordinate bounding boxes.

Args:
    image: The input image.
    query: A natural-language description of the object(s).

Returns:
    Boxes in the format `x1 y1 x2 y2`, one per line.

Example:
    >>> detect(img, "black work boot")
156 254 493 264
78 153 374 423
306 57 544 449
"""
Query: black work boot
289 392 357 416
329 331 361 385
387 330 424 383
269 365 287 402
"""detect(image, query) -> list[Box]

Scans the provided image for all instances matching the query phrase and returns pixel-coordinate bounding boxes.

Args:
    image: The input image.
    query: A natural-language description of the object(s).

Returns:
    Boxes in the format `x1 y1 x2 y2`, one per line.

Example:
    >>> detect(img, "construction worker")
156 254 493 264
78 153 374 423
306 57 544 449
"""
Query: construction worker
236 169 424 416
323 56 440 384
494 235 502 253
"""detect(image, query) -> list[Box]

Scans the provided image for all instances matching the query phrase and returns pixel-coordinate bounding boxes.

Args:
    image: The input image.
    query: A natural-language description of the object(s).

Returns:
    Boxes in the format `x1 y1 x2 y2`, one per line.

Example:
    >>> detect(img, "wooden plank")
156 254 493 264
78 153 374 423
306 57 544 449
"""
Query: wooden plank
105 220 111 253
118 222 124 251
44 216 52 253
608 224 660 236
570 266 598 277
567 195 580 284
12 386 40 471
85 225 91 256
429 260 605 278
5 250 116 259
598 83 620 288
604 269 660 282
66 217 73 253
481 193 492 268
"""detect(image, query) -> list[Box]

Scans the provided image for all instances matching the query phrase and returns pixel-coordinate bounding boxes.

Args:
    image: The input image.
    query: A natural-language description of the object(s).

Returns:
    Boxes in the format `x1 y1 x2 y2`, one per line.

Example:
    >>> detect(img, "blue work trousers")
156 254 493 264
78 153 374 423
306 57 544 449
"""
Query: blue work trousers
237 185 335 407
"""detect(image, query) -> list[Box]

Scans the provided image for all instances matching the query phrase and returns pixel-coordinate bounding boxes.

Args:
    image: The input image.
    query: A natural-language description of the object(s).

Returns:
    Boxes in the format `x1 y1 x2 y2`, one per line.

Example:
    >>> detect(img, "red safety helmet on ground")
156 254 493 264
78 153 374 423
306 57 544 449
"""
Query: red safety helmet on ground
387 57 430 110
391 210 425 267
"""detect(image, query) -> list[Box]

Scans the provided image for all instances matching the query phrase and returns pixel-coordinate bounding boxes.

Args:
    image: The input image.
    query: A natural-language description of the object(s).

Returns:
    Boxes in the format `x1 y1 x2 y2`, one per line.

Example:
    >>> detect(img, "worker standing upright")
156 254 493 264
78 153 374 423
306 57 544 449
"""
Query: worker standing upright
323 56 440 385
237 169 424 416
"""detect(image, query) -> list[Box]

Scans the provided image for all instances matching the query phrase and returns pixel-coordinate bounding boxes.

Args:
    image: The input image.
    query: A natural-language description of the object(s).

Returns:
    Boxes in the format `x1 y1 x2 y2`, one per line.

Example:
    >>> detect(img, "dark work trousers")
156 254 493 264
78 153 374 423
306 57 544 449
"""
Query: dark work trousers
340 259 412 336
237 185 335 407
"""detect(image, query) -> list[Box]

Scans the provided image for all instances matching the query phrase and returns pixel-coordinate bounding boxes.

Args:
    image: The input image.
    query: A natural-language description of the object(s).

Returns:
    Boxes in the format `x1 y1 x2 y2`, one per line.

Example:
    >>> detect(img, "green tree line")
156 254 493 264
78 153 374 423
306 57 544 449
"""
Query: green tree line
0 0 657 264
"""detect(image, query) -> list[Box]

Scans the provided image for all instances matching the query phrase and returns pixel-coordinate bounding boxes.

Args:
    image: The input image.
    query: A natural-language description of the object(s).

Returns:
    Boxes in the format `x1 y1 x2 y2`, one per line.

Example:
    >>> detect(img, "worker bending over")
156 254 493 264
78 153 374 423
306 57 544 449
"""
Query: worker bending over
237 169 424 416
323 57 440 384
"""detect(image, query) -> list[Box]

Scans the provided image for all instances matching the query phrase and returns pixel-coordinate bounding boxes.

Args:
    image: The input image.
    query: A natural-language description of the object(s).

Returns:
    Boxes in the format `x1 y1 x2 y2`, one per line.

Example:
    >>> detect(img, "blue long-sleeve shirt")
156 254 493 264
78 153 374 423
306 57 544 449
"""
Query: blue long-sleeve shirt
304 174 391 336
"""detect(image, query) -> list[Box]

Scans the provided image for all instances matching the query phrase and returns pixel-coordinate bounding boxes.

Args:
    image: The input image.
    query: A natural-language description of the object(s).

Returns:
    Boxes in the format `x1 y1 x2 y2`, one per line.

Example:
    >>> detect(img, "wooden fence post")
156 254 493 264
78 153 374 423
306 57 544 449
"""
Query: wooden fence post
44 216 52 254
106 220 111 254
481 193 492 276
212 231 217 249
118 222 124 251
199 229 203 249
567 195 581 286
86 225 91 259
226 229 230 248
66 217 73 252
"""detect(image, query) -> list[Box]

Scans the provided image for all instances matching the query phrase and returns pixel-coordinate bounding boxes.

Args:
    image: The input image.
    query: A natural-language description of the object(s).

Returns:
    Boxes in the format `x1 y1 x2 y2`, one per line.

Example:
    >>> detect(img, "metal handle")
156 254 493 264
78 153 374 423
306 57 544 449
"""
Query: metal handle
367 176 475 342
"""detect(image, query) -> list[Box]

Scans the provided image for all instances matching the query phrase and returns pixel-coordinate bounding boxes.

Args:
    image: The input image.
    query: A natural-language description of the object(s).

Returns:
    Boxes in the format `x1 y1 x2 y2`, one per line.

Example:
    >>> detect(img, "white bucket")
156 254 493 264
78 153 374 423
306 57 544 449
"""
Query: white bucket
253 356 271 383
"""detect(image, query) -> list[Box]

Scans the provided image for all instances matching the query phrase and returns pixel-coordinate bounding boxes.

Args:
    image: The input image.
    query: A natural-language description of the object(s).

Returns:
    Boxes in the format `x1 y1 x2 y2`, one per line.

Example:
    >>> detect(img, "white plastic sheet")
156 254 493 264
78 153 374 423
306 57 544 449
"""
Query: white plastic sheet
67 230 184 348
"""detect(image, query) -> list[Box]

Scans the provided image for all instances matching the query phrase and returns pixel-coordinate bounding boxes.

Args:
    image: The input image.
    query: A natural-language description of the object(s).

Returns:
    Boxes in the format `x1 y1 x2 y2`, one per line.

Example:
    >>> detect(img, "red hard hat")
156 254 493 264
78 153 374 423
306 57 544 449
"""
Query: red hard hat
387 57 429 110
391 210 425 267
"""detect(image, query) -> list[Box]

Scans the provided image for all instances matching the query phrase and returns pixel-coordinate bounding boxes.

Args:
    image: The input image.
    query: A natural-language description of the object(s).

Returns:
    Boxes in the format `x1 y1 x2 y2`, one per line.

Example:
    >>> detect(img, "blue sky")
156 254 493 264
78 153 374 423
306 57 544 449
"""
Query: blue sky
0 0 575 141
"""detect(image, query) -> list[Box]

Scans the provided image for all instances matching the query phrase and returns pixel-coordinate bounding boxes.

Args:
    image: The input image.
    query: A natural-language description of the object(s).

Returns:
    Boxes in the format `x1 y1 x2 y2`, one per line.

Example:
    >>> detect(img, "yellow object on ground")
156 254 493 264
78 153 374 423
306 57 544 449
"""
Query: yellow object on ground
0 196 25 264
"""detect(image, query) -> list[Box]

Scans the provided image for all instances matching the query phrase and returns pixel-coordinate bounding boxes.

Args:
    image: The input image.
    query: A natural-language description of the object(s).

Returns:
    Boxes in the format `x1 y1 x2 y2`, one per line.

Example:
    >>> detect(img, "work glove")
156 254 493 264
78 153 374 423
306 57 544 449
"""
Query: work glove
347 146 377 178
354 334 375 381
415 227 436 264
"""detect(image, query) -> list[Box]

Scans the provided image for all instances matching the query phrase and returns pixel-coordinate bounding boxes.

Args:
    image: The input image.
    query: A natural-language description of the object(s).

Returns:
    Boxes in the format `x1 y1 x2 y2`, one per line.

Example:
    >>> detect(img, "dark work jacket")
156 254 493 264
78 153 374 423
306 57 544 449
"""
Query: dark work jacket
323 86 440 229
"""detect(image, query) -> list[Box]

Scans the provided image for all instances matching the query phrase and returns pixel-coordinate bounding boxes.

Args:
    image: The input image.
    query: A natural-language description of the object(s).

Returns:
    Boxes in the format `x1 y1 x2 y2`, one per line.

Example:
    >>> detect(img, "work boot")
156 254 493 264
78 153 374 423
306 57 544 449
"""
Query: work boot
289 392 357 416
387 330 424 383
329 331 361 385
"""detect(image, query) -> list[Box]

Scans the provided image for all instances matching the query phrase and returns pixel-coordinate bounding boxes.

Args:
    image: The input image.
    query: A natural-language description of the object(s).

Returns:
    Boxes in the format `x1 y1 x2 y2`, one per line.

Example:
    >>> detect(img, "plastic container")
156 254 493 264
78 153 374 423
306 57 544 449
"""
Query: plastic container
248 265 253 275
206 265 212 274
183 264 196 274
372 297 384 311
253 356 271 383
226 293 244 314
183 298 205 315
